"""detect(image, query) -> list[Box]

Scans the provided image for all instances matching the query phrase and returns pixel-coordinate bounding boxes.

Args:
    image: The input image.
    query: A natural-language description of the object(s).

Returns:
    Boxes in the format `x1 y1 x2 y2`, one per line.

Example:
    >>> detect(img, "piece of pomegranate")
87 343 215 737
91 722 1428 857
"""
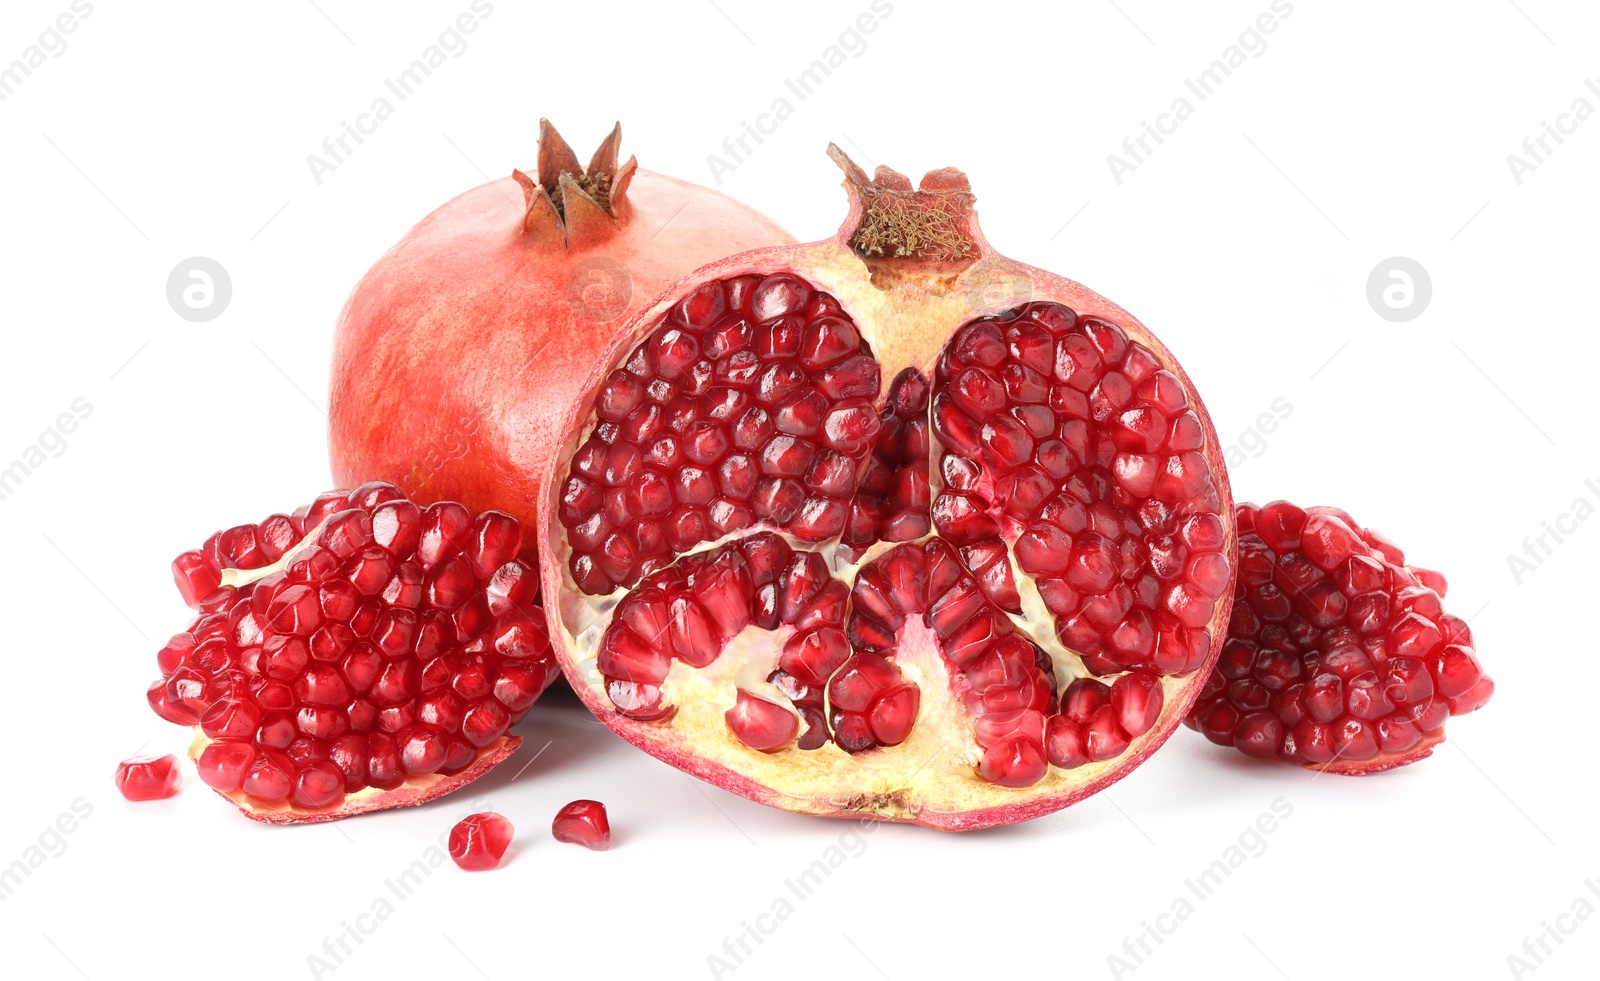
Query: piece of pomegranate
538 149 1236 830
1185 501 1492 773
152 482 559 823
115 754 182 801
449 812 515 870
551 800 610 850
329 120 792 539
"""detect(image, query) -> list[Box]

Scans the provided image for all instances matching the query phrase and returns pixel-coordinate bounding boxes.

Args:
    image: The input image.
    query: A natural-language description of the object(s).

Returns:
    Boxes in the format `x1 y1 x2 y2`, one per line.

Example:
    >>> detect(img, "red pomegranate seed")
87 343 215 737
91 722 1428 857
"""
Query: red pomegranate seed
115 754 182 801
449 812 515 871
552 800 611 850
726 690 800 751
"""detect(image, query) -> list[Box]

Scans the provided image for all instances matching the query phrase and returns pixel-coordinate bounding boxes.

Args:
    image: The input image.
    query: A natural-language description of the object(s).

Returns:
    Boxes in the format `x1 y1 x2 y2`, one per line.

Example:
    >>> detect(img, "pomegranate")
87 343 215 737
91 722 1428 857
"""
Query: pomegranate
152 482 559 822
538 149 1236 830
329 119 793 537
449 812 514 870
1186 501 1493 773
551 799 610 850
115 754 182 801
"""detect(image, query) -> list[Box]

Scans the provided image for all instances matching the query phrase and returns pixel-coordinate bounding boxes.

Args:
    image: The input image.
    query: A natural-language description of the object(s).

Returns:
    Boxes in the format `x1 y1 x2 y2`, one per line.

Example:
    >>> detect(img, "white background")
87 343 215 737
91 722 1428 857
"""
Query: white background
0 1 1594 979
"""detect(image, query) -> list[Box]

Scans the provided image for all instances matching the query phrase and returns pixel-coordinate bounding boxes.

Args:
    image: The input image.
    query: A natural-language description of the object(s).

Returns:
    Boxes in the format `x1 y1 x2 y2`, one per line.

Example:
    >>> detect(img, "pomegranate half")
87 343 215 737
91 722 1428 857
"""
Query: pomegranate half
539 149 1237 830
329 120 792 532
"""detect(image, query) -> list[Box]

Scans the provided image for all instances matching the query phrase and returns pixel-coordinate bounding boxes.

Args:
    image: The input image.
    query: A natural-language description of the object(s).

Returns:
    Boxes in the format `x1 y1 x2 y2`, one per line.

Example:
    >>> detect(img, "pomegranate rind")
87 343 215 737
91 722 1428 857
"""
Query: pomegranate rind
1313 729 1445 776
538 149 1235 831
187 732 522 825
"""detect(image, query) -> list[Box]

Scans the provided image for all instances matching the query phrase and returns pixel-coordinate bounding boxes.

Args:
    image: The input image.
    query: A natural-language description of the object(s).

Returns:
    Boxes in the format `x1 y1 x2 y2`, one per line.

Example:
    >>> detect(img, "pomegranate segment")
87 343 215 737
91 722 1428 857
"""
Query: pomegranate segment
541 150 1236 830
559 275 881 594
552 799 611 850
1186 502 1492 774
148 484 559 823
115 754 183 801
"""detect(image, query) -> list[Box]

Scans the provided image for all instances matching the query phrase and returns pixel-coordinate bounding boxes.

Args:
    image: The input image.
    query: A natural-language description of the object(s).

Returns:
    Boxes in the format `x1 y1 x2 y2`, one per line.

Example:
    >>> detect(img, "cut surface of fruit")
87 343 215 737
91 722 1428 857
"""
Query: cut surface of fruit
450 812 515 870
151 483 558 823
551 799 611 850
115 754 182 801
540 150 1235 830
1185 501 1492 774
329 120 792 539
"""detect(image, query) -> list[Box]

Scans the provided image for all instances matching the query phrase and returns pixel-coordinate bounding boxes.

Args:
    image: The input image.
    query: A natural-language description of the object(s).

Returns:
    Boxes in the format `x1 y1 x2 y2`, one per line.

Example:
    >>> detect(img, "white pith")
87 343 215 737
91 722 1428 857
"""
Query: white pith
544 178 1235 824
216 516 332 589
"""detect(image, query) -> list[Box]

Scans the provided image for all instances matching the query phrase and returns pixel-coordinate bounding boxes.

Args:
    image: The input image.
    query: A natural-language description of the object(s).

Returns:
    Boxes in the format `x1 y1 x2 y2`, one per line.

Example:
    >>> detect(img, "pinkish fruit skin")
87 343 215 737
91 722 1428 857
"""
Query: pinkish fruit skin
1311 731 1444 776
188 734 521 825
537 150 1236 832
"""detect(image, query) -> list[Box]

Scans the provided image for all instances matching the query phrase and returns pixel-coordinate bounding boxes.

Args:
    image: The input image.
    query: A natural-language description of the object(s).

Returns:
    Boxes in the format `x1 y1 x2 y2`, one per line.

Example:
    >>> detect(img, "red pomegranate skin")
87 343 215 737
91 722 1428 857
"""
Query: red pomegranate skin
330 138 792 535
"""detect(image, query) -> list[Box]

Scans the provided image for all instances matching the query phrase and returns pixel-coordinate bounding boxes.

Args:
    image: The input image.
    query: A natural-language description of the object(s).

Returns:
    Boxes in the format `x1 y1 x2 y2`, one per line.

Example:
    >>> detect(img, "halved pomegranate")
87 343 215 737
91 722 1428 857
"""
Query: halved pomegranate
538 149 1236 830
152 483 558 822
1186 501 1493 773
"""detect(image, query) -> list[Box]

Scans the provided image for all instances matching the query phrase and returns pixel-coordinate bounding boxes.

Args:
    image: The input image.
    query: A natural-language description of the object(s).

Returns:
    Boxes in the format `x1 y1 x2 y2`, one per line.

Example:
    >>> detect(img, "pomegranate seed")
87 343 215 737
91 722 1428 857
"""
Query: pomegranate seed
115 754 182 801
552 800 611 850
449 812 515 870
726 690 800 751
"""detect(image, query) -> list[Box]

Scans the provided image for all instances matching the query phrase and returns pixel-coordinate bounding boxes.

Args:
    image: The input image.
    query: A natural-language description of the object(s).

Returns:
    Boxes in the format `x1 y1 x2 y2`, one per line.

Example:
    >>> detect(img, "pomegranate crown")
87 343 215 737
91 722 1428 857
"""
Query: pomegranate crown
827 145 980 268
512 119 639 250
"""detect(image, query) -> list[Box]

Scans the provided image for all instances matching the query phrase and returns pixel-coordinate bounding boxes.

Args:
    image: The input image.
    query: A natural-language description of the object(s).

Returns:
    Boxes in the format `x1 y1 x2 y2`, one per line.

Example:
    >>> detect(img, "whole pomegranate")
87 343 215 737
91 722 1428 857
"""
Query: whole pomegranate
329 120 792 532
1186 501 1492 773
538 149 1236 830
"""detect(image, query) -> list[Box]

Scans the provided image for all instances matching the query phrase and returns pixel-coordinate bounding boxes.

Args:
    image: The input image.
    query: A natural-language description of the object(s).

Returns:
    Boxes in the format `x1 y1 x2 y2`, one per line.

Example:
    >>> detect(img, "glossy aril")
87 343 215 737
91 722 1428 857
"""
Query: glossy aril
329 120 790 540
449 812 515 870
552 799 611 850
540 149 1236 830
150 484 557 823
115 754 182 801
1185 502 1492 773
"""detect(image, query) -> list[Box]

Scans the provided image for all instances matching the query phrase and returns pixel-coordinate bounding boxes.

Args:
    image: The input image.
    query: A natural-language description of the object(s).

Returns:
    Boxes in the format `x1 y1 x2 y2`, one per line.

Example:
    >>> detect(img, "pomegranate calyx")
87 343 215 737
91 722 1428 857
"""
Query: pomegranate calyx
828 145 980 283
512 119 639 247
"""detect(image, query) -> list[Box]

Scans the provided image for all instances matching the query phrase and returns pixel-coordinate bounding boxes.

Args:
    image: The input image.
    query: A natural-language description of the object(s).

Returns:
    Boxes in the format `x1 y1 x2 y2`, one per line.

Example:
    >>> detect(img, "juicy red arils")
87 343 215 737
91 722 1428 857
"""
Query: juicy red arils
1186 502 1492 773
552 799 611 850
148 484 557 822
560 289 1230 786
115 754 183 801
546 156 1237 830
449 812 515 870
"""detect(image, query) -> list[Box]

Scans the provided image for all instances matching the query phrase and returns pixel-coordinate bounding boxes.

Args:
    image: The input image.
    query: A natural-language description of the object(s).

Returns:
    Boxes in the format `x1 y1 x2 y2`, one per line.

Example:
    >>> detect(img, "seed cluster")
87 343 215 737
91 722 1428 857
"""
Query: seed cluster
151 483 557 812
